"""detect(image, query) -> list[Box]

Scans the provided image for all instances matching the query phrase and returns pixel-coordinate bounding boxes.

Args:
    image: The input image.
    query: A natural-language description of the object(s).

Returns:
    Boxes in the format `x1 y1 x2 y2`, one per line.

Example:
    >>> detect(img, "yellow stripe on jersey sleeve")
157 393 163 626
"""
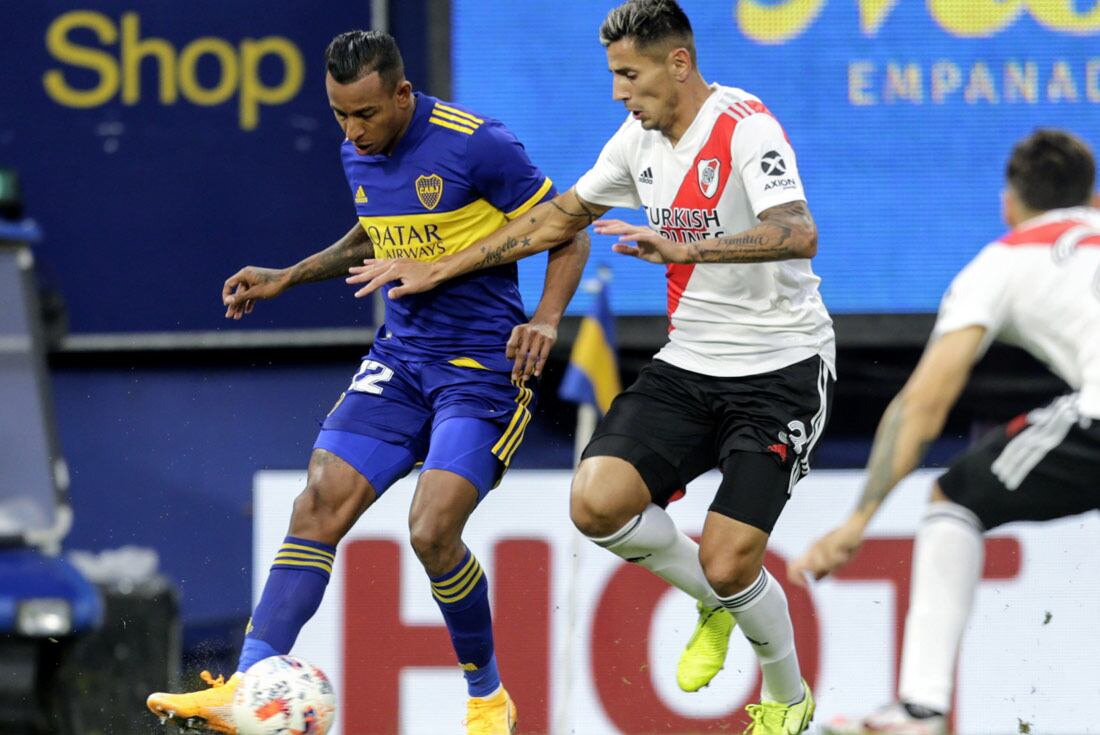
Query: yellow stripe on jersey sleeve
434 103 484 125
358 197 509 262
429 116 477 135
431 108 485 130
505 177 554 220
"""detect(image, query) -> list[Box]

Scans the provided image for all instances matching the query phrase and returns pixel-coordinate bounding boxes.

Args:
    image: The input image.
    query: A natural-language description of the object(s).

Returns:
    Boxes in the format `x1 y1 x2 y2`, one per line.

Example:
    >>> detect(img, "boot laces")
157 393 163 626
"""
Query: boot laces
744 702 786 733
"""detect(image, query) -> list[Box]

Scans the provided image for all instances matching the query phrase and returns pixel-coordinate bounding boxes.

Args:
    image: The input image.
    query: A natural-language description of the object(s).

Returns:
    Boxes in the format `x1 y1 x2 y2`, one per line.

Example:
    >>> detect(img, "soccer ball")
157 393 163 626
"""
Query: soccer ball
232 655 336 735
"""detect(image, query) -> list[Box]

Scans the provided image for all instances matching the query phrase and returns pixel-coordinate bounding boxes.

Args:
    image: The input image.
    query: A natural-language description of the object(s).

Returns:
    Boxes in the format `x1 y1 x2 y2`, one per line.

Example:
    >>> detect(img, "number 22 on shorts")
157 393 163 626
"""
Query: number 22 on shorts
349 359 394 395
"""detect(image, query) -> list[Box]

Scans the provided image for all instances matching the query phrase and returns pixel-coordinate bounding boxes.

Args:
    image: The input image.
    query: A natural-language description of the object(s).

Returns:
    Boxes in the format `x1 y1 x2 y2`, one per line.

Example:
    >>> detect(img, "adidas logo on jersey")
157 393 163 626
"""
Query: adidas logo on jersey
637 166 653 185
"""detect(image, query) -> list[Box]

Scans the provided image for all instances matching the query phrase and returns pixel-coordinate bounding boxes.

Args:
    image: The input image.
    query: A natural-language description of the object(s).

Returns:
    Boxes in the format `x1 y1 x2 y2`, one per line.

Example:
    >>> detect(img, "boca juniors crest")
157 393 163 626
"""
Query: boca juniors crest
697 158 721 199
416 174 444 210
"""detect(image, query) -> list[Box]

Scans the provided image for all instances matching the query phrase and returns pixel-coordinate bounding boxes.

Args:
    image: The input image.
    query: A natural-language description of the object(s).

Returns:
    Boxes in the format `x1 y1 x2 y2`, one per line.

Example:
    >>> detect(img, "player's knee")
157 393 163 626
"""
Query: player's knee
408 513 462 569
700 543 765 597
570 477 630 538
289 478 369 544
290 485 338 541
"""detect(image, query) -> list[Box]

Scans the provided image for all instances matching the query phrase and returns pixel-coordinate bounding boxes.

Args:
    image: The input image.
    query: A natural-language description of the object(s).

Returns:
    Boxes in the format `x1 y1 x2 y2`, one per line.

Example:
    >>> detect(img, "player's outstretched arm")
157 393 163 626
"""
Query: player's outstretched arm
787 325 987 586
598 200 818 265
222 223 373 319
346 188 609 299
507 230 591 381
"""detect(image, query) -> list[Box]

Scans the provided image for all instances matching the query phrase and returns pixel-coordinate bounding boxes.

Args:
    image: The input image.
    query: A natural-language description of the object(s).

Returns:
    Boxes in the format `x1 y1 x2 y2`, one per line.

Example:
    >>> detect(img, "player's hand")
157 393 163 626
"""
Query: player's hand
507 320 557 381
595 219 689 264
786 517 866 587
222 266 291 320
347 259 439 299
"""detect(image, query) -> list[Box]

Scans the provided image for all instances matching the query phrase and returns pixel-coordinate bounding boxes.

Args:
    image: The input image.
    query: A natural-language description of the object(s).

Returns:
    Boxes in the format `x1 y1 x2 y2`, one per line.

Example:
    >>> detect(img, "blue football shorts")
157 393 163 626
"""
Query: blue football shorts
313 348 536 500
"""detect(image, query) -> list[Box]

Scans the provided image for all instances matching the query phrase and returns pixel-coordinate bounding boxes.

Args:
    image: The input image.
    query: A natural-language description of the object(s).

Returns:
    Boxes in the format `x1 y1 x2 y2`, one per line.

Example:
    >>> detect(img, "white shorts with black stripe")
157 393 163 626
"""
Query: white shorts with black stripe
938 394 1100 530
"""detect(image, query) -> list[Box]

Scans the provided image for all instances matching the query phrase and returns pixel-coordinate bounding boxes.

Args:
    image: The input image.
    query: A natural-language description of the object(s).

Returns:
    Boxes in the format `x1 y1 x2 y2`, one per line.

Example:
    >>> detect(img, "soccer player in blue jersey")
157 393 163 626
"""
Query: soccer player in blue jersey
147 31 587 735
348 3 830 733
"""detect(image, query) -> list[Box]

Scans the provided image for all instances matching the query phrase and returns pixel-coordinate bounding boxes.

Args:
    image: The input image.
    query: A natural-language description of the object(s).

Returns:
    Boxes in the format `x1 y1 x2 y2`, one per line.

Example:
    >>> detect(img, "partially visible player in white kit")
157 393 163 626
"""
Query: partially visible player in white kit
348 1 833 731
789 128 1100 735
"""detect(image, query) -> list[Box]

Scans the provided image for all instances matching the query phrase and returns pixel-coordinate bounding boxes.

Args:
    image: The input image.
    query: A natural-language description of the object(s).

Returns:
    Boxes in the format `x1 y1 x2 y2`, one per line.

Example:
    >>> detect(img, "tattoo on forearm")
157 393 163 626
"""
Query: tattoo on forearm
856 398 932 513
297 234 375 284
691 233 787 262
764 201 814 227
551 198 599 225
475 236 523 269
719 235 767 247
688 201 814 263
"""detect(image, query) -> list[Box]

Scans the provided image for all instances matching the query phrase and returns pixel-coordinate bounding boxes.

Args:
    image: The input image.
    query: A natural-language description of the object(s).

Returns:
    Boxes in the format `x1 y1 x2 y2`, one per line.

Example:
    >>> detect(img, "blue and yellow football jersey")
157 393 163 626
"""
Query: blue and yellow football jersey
342 93 555 364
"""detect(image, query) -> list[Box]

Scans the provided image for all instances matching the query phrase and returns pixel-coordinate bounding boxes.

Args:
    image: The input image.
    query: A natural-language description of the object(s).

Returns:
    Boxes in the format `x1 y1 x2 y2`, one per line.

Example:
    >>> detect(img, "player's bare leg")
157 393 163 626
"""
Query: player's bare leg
408 469 479 576
570 456 650 535
700 512 813 734
147 450 377 734
572 456 722 603
409 469 515 735
571 456 734 690
289 449 380 544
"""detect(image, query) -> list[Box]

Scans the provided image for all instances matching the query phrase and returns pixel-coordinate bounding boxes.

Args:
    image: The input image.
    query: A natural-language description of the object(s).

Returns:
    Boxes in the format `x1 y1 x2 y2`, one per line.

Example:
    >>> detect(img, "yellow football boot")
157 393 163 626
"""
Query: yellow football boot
146 670 241 734
744 679 815 735
465 686 517 735
677 601 736 691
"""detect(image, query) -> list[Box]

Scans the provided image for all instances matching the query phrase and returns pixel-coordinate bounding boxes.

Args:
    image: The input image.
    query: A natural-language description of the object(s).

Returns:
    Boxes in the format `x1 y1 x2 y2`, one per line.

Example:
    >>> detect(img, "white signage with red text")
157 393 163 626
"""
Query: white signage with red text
253 470 1099 735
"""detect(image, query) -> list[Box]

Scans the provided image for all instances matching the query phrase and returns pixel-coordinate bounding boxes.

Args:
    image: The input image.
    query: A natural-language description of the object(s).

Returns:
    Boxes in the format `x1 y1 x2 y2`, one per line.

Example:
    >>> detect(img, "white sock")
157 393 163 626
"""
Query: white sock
717 569 803 705
589 504 721 609
898 501 984 713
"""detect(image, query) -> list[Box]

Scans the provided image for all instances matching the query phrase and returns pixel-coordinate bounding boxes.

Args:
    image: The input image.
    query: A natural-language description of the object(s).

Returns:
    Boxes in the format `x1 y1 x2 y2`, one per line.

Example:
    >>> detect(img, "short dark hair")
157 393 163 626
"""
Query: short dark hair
1007 129 1095 212
599 0 695 60
325 30 404 88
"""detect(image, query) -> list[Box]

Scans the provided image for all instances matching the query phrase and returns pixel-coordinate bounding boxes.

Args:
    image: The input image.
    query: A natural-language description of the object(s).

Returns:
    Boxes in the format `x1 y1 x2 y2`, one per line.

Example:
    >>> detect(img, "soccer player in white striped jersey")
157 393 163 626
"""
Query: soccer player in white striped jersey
789 129 1100 735
349 1 833 731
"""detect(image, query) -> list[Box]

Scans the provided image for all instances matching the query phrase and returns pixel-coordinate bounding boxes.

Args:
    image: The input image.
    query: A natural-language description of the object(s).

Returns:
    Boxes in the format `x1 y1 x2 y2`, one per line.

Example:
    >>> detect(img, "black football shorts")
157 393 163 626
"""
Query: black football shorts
939 394 1100 530
582 355 834 533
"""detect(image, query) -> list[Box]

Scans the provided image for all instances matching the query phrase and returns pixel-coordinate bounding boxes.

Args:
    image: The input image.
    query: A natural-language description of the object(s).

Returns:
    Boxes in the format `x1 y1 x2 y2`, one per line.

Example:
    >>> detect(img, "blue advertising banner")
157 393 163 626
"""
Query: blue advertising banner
1 2 375 333
453 0 1100 315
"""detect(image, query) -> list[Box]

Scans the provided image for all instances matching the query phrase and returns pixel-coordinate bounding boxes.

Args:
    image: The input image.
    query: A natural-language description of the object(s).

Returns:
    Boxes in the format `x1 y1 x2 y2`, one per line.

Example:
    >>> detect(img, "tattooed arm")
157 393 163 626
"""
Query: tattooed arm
852 326 985 518
347 188 608 298
223 223 373 319
697 200 817 262
285 223 375 285
597 200 817 265
787 326 987 585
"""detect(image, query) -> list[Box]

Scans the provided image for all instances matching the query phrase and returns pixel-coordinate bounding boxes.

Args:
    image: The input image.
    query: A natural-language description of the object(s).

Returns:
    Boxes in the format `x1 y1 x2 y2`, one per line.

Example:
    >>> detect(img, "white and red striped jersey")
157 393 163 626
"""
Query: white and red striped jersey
575 84 835 378
933 206 1100 418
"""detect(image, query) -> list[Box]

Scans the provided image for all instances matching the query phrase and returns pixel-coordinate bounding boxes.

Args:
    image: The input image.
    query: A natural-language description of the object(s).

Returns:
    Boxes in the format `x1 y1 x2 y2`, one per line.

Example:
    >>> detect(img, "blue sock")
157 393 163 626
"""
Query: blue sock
430 548 501 697
237 536 336 673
